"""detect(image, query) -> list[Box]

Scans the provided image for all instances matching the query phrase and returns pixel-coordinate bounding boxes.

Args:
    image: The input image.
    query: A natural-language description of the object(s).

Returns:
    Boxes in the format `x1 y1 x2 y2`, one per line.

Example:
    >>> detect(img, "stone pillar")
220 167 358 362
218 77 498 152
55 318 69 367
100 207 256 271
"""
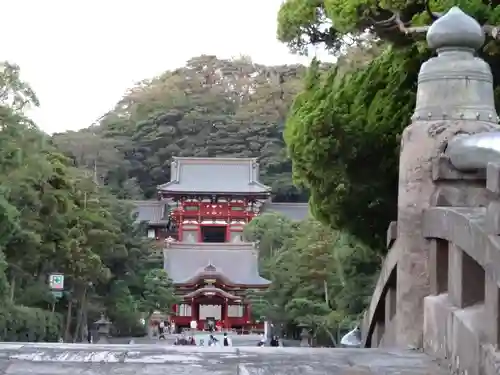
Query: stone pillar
246 302 251 323
396 7 498 348
222 299 228 328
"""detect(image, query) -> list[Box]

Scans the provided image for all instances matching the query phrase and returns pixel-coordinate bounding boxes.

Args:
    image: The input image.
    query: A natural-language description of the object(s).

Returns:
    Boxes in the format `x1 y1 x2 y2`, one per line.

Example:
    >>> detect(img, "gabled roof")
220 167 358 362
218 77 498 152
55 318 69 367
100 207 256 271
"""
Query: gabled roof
163 242 270 287
261 202 310 221
130 200 170 225
158 157 271 195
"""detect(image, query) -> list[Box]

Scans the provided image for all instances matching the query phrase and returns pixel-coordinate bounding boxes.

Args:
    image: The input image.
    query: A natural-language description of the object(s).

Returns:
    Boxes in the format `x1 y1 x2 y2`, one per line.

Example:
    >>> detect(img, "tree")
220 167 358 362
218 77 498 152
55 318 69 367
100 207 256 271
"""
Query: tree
279 1 500 249
52 55 310 202
140 269 178 319
277 0 499 54
0 60 176 342
285 48 425 249
243 212 298 260
248 213 378 346
0 62 39 112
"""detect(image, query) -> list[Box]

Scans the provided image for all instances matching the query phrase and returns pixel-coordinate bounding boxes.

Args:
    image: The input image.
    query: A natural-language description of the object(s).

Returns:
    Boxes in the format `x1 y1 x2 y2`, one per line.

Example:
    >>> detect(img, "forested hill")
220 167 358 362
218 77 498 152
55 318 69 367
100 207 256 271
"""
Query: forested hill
52 55 313 202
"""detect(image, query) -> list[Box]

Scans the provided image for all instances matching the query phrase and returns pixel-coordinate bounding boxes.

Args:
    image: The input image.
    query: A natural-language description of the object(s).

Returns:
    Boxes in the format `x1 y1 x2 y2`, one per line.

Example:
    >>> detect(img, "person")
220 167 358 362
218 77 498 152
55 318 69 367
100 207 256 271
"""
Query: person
199 339 205 346
188 336 196 345
87 328 92 344
208 334 219 346
158 321 165 340
257 334 266 347
179 333 188 345
223 332 232 347
270 336 279 347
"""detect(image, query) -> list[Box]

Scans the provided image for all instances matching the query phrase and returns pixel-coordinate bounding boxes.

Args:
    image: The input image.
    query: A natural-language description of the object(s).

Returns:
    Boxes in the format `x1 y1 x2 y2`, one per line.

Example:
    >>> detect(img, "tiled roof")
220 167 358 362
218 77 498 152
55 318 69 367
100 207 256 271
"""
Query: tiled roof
163 242 270 287
158 157 271 195
262 202 310 221
130 200 170 225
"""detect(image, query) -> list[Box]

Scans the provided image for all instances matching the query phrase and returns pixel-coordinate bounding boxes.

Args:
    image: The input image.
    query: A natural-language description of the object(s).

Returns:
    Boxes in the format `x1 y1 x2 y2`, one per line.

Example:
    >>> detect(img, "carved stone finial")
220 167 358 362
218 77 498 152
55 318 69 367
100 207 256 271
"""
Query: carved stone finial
427 7 485 51
412 7 496 123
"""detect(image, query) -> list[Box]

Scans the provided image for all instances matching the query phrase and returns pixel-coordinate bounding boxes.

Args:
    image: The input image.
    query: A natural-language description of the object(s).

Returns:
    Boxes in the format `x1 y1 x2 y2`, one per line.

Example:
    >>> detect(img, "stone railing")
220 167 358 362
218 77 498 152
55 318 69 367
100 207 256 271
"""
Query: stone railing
361 221 399 348
422 163 500 375
362 163 500 375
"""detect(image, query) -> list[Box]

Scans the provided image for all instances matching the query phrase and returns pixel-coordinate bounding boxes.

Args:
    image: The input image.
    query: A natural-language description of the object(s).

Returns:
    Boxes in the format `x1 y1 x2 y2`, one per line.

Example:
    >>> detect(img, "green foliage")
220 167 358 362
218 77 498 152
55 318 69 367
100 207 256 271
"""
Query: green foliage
140 269 178 317
244 212 298 260
0 60 177 342
248 213 379 345
285 47 426 249
281 1 500 249
277 0 500 54
106 280 145 337
0 304 62 342
52 55 312 202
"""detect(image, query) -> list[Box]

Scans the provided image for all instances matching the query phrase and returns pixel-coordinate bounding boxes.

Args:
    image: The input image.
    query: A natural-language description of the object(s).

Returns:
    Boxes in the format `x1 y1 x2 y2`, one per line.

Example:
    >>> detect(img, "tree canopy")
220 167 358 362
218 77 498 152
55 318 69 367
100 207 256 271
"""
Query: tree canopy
280 0 500 250
0 62 177 341
277 0 500 54
52 55 314 203
245 213 379 345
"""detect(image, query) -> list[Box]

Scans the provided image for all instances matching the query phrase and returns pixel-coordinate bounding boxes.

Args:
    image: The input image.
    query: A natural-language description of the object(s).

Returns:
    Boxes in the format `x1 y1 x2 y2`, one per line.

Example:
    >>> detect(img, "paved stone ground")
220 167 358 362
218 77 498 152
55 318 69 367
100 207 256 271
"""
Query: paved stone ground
0 342 449 374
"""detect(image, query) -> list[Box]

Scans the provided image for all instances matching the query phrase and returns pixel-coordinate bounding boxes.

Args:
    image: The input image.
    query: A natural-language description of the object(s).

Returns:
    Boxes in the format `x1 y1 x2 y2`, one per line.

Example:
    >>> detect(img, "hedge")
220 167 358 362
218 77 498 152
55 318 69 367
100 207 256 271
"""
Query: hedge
0 304 62 342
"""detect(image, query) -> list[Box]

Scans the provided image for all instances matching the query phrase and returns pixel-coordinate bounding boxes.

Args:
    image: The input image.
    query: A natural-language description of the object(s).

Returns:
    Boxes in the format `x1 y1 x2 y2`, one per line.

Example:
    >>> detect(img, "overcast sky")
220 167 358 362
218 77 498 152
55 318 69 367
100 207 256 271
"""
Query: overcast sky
0 0 330 134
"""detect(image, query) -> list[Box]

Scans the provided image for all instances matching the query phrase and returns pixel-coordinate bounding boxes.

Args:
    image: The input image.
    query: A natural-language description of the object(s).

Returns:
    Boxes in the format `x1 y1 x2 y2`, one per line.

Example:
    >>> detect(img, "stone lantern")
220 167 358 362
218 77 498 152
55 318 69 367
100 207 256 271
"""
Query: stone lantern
93 313 112 343
298 323 311 347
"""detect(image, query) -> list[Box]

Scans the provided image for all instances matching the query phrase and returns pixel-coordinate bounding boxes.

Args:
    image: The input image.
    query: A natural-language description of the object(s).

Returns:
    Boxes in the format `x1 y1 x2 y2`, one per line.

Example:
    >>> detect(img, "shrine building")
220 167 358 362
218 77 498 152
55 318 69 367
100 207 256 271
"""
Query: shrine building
132 157 309 332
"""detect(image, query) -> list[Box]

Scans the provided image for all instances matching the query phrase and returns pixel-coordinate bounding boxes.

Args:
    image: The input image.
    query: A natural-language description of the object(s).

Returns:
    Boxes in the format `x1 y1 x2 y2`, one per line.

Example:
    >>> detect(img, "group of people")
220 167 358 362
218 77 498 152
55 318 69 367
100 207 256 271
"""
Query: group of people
257 334 281 347
157 320 172 339
174 332 233 347
173 335 196 345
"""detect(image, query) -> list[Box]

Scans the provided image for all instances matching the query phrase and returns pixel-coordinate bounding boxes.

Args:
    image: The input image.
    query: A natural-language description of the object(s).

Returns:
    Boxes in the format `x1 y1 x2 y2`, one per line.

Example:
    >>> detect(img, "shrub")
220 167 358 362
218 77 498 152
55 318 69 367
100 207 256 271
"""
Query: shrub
0 304 62 342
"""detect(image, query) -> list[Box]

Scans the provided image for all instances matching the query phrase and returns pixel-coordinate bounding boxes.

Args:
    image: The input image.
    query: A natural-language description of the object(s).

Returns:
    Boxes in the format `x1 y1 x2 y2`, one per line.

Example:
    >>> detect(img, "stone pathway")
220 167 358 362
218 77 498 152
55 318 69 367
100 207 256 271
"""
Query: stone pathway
0 343 448 374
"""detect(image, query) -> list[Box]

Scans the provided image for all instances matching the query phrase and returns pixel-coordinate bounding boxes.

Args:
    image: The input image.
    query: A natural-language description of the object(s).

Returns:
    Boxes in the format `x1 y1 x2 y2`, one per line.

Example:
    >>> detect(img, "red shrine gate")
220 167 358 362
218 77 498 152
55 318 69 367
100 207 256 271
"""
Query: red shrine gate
157 157 271 332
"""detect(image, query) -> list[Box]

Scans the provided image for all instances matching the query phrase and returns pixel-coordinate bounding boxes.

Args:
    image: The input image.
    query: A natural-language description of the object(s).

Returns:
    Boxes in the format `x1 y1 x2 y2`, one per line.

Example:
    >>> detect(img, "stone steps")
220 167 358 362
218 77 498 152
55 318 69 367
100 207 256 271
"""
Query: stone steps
0 343 449 374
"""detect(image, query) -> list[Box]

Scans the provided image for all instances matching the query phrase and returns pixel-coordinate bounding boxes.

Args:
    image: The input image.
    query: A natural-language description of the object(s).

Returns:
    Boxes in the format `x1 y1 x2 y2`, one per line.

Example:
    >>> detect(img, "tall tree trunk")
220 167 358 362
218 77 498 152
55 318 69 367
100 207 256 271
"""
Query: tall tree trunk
324 327 337 347
64 288 74 342
9 275 15 302
73 286 87 343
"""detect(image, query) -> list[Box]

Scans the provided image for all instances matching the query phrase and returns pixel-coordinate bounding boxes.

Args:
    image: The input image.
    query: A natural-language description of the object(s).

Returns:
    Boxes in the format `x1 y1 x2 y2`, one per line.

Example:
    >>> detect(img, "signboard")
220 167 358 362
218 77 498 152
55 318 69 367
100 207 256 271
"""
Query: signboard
51 291 63 298
49 274 64 290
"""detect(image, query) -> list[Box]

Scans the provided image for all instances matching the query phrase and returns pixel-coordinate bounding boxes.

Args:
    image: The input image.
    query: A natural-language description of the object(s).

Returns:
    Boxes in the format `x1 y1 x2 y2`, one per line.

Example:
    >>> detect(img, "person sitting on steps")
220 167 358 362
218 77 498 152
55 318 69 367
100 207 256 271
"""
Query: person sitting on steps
208 334 219 346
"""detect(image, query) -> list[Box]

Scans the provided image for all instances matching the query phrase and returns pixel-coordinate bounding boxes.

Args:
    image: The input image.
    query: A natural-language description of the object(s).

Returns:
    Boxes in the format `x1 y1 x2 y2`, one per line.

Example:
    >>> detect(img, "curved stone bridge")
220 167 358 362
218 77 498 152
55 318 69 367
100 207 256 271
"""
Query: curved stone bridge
361 6 500 375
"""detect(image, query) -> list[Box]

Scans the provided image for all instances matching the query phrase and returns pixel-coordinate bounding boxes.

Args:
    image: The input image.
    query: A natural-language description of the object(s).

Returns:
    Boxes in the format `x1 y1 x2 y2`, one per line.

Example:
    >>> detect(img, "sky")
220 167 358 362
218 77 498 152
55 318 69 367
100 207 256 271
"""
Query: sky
1 0 330 134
